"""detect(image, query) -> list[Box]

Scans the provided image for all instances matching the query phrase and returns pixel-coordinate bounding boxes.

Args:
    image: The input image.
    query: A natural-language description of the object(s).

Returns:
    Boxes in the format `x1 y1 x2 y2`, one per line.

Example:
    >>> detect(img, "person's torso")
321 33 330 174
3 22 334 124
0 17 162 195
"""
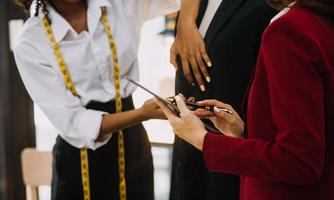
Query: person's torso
245 7 334 200
18 0 140 105
172 1 277 199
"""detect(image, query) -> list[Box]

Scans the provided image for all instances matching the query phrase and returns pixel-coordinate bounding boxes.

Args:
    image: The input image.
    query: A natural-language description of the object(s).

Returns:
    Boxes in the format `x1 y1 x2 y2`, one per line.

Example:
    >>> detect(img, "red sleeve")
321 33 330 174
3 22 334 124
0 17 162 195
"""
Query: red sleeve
203 11 325 185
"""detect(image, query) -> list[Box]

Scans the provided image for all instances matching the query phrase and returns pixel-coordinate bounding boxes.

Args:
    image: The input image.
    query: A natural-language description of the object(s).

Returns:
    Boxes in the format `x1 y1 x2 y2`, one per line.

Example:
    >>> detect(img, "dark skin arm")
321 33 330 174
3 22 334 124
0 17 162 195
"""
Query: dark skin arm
100 99 165 135
171 0 212 92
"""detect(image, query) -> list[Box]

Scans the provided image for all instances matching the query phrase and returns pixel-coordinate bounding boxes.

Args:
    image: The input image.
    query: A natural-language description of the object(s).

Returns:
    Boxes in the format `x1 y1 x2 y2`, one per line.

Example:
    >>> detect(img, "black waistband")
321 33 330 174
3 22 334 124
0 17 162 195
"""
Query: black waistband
85 96 134 113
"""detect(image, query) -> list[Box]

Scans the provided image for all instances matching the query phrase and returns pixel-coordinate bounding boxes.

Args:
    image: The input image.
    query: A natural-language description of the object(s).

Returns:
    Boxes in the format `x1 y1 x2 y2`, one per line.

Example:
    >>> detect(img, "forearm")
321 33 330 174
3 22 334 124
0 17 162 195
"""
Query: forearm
100 108 147 135
203 134 324 185
179 0 201 24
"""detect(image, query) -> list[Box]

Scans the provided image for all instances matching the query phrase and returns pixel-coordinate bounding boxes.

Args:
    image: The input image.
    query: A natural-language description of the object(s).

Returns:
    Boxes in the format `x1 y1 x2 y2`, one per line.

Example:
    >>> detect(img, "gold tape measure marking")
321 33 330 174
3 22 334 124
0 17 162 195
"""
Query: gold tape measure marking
80 148 91 200
41 17 80 98
101 10 127 200
42 7 127 200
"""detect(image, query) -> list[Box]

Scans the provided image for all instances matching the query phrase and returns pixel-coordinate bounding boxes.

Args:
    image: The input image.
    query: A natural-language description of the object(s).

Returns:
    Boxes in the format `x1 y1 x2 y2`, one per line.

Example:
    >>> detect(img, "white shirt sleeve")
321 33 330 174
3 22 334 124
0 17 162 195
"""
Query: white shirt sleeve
14 41 110 150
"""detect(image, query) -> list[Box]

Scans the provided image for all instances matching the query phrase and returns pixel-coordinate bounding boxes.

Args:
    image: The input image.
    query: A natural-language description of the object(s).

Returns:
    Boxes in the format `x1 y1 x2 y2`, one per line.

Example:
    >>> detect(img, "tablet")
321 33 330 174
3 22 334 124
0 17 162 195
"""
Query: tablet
126 76 221 134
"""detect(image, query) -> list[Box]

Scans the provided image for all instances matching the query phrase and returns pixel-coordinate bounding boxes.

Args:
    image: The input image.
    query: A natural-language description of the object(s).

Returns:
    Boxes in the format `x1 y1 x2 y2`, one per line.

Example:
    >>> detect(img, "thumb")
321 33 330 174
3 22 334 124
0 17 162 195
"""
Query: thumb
170 52 179 70
170 44 179 70
154 98 178 122
175 95 191 115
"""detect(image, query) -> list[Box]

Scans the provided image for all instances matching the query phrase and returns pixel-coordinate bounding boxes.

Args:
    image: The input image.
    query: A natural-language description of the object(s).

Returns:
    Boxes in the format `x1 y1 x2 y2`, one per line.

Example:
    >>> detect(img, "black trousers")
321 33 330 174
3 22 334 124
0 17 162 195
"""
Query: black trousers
51 97 154 200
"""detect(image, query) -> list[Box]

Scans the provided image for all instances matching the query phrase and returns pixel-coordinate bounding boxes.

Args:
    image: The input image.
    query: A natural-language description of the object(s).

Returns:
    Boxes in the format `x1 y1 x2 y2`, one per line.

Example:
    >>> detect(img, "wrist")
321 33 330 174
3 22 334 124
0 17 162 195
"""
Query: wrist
177 14 197 28
178 18 196 26
137 107 150 122
191 128 207 151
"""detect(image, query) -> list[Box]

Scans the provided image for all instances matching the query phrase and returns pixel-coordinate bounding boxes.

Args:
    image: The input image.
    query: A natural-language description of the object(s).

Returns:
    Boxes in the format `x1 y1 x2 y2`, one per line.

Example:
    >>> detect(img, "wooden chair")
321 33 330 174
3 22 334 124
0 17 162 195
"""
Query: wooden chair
21 148 52 200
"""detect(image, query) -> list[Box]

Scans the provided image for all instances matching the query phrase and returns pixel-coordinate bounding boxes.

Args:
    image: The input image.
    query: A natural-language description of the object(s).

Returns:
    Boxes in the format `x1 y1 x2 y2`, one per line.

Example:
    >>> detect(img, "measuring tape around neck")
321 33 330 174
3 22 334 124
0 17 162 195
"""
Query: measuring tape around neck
101 8 127 200
41 7 127 200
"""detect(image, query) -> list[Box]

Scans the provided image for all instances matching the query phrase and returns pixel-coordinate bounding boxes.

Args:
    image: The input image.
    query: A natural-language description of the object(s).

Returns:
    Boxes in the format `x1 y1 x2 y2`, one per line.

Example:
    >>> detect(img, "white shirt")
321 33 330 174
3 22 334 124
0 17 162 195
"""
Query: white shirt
271 2 296 23
199 0 223 37
14 0 179 150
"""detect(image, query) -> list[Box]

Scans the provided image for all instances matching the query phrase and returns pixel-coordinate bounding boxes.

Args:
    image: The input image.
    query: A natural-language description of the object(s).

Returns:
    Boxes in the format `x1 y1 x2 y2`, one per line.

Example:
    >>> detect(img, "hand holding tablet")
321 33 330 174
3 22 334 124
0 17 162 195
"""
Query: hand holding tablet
125 76 233 134
125 76 232 115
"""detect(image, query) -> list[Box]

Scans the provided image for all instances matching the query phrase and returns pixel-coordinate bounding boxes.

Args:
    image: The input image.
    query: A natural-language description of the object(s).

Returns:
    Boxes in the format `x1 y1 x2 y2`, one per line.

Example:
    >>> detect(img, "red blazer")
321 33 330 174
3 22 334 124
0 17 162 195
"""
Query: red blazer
203 7 334 200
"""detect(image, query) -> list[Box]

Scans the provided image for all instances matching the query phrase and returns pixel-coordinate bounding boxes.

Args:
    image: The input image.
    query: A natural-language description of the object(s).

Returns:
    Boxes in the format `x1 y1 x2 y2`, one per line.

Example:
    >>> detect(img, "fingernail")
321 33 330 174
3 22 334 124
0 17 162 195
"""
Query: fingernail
213 106 221 113
191 82 195 87
206 76 211 83
207 62 212 67
188 97 195 102
200 85 206 92
175 95 181 101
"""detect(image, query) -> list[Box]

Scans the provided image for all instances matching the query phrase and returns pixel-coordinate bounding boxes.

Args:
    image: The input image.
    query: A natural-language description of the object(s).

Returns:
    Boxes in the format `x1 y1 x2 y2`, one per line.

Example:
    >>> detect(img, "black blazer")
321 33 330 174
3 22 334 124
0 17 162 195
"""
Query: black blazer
170 0 277 200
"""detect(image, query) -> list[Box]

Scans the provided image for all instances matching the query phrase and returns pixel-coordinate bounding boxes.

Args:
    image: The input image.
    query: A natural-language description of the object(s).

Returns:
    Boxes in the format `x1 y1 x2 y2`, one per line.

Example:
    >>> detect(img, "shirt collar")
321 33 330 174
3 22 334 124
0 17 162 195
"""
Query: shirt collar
270 1 296 23
46 0 112 43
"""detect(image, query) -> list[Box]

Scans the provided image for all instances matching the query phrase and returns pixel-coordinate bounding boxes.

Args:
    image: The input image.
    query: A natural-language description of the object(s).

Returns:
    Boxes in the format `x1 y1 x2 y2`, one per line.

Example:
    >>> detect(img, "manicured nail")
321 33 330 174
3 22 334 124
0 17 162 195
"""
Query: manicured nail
213 106 221 113
188 97 195 102
206 76 211 83
207 62 212 67
200 85 206 92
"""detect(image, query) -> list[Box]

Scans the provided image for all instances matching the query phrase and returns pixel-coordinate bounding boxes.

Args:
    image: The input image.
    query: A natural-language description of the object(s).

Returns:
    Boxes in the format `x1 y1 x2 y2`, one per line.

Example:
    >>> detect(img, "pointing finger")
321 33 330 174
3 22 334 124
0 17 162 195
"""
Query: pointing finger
197 99 230 109
194 109 215 118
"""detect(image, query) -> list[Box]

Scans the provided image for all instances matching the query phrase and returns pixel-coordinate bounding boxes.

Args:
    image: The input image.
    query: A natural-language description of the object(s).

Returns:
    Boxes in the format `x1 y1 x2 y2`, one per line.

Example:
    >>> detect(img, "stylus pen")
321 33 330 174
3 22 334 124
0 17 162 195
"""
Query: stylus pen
125 76 232 115
175 100 233 115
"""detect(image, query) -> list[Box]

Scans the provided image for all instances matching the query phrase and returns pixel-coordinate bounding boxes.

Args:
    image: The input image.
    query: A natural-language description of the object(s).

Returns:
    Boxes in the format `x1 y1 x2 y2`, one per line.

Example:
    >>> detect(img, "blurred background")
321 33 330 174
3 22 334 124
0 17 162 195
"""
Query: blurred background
0 1 178 199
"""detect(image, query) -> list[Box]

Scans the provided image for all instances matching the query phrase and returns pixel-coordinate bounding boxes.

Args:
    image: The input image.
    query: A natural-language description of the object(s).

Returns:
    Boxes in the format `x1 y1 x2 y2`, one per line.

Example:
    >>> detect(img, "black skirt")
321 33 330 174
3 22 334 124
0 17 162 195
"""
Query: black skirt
51 96 154 200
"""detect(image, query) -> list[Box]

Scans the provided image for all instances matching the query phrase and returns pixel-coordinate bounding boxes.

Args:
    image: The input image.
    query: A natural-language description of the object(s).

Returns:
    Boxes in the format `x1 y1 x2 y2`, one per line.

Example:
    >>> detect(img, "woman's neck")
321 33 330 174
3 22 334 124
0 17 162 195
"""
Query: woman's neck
50 0 88 33
51 0 87 20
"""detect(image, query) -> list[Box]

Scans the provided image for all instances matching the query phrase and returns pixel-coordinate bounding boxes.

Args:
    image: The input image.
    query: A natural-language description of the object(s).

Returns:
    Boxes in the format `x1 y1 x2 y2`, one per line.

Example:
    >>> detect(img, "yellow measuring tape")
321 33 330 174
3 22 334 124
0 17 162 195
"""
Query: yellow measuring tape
41 7 127 200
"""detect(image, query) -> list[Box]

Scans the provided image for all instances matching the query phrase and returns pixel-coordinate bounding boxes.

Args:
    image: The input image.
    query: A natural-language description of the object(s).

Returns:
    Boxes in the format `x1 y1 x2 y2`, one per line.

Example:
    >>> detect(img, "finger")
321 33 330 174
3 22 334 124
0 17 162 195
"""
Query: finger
170 43 179 70
181 56 195 86
148 98 160 108
175 95 191 115
214 109 234 123
194 109 215 118
155 98 179 122
189 56 205 92
200 45 212 67
167 96 176 103
209 116 218 123
196 99 230 109
178 93 186 101
187 96 195 102
195 52 210 83
170 51 179 70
